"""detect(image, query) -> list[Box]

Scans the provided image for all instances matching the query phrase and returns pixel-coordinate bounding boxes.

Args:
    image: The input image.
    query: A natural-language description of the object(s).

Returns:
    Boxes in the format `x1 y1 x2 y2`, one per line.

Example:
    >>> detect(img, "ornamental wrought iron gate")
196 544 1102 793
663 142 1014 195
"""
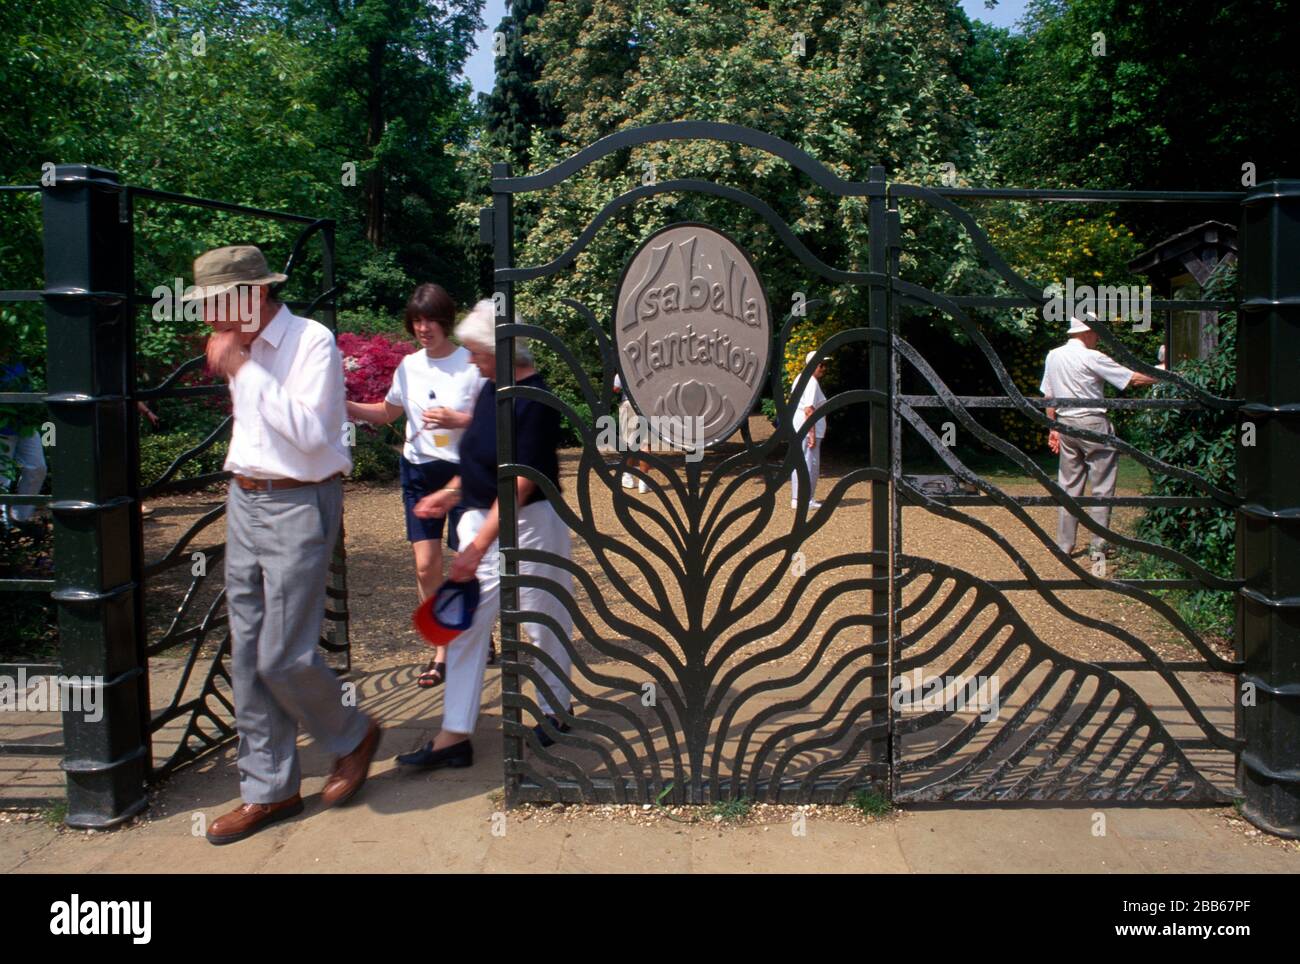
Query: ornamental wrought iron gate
487 123 1298 827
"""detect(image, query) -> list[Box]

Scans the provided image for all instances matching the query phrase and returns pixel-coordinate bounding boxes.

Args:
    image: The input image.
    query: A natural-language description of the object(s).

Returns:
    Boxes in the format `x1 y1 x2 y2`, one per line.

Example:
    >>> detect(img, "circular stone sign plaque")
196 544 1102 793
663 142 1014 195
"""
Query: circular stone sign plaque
615 223 770 450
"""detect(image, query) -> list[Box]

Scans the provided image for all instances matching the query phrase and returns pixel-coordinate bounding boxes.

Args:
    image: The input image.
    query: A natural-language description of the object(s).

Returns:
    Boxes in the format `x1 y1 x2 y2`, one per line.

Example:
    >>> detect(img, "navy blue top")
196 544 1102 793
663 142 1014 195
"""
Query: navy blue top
458 372 562 510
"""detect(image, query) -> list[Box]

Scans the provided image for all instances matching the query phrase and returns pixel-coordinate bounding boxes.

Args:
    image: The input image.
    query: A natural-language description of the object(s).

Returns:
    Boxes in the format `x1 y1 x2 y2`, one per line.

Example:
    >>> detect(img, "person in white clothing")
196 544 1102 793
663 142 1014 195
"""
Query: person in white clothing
791 350 828 508
0 432 46 528
346 284 485 687
613 373 649 493
1040 313 1157 558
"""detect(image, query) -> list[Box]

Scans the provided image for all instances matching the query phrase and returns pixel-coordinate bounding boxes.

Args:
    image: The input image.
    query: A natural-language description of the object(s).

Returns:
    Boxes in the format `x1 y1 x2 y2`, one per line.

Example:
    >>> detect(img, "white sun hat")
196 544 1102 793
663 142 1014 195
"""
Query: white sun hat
1068 309 1099 334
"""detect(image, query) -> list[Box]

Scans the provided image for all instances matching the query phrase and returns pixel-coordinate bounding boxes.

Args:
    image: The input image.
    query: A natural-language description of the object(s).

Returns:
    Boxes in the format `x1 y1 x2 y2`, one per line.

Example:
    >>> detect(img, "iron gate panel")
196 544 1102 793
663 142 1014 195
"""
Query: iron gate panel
885 184 1240 803
490 125 893 805
490 123 1243 807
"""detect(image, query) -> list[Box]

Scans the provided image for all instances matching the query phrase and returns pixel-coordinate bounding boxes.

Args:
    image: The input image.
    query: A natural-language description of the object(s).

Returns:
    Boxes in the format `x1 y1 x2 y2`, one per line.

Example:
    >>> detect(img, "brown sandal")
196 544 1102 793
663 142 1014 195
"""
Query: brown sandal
416 659 446 689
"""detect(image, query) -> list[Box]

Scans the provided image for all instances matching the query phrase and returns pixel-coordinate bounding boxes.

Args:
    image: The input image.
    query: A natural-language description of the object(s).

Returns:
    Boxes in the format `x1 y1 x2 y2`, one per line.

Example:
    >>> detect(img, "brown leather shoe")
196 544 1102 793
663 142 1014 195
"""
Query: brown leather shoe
206 795 303 846
321 717 381 808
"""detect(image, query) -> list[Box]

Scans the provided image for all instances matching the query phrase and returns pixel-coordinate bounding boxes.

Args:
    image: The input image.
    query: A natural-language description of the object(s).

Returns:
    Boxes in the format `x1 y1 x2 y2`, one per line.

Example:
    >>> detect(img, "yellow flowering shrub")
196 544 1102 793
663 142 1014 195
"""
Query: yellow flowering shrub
781 314 846 398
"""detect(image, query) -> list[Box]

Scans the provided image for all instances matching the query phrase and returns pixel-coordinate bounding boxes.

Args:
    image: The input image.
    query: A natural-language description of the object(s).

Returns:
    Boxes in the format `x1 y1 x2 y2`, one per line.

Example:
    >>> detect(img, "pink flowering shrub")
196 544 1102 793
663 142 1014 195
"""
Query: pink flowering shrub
336 332 415 403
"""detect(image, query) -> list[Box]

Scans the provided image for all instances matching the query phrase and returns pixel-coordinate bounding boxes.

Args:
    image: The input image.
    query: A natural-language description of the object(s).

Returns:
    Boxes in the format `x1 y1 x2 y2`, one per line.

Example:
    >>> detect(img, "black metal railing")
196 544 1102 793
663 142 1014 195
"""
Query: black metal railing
0 183 61 809
0 166 347 826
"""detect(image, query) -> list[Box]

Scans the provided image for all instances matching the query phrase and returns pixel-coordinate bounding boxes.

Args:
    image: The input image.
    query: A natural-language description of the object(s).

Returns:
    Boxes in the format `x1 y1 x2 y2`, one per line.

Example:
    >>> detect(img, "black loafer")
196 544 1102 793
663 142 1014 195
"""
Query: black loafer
395 739 473 769
533 715 571 748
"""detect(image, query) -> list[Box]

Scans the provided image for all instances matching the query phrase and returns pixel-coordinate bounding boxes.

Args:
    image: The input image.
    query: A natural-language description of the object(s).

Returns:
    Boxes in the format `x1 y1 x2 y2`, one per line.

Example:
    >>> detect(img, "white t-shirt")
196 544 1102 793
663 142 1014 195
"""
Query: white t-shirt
791 375 827 440
386 345 485 463
1039 338 1135 417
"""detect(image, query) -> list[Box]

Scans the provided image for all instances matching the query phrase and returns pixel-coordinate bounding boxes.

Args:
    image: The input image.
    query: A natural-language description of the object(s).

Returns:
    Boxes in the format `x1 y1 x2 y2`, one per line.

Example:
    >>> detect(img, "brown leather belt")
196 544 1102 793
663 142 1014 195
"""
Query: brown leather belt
232 473 340 492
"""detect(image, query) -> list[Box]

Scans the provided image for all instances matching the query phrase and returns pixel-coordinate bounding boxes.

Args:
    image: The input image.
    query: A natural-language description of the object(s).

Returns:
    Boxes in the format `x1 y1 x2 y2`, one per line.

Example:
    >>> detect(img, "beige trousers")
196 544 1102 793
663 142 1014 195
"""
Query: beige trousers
1056 414 1118 554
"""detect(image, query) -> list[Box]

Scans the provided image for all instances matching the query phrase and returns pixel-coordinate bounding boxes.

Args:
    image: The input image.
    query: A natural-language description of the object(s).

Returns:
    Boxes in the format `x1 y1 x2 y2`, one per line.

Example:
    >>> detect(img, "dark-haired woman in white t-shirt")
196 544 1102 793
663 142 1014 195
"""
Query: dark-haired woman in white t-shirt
347 283 485 687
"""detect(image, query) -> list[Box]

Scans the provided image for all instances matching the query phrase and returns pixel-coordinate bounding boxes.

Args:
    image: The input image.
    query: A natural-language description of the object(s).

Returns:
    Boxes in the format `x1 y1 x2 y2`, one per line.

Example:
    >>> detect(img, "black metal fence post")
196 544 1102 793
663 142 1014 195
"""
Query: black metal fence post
1237 178 1300 838
490 162 524 806
885 186 902 796
42 164 148 827
867 165 891 780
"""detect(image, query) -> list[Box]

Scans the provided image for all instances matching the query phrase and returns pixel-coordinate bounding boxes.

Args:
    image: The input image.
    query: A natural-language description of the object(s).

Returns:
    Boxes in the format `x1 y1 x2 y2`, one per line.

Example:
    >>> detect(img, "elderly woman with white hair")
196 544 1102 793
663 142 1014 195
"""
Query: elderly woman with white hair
396 299 577 769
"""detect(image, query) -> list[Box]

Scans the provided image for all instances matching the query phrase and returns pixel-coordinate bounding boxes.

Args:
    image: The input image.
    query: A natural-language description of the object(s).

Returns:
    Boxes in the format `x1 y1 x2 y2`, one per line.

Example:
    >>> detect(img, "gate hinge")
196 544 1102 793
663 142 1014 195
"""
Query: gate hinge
478 207 493 247
888 209 901 250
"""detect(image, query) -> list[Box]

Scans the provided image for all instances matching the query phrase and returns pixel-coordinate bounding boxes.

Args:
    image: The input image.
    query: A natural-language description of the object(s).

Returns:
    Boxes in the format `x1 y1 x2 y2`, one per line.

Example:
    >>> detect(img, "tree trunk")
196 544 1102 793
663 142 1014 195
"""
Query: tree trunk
364 38 385 249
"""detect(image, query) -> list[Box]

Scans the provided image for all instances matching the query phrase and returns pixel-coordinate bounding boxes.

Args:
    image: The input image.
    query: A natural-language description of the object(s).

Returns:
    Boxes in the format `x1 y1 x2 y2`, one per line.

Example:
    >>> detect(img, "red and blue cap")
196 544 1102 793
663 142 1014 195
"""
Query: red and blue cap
413 578 480 647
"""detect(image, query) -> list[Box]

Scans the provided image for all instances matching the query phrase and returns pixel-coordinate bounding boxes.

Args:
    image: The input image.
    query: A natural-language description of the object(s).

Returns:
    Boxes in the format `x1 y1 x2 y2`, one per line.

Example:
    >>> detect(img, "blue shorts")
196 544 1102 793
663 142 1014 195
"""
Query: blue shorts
400 456 459 544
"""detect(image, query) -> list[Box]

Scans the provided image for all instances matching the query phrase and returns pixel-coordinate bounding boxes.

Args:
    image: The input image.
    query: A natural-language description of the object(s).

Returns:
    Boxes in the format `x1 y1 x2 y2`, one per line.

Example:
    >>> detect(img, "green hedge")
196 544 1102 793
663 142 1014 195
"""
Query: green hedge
350 426 400 482
0 526 56 660
138 430 229 488
139 425 400 486
1123 266 1236 640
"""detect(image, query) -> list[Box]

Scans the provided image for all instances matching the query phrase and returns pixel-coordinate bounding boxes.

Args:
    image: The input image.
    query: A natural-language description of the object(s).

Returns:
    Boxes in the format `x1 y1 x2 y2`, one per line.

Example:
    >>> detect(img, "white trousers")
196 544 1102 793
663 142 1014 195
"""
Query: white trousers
442 498 575 736
790 439 821 502
0 431 48 524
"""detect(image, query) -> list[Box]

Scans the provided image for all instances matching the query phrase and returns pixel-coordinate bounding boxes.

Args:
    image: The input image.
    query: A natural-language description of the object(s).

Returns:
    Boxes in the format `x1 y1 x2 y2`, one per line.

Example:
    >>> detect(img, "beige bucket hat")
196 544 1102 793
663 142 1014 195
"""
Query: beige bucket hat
181 245 287 302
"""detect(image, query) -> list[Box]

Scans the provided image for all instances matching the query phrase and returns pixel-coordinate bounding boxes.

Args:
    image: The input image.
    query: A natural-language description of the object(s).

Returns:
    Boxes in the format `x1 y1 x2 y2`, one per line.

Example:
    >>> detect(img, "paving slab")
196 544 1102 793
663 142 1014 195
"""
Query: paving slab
689 818 907 873
553 821 694 874
894 807 1150 873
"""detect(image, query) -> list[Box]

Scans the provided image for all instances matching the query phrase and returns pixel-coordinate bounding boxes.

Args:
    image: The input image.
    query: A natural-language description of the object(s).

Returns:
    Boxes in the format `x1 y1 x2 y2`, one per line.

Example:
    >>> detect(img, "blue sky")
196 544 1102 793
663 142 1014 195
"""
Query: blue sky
460 0 1030 96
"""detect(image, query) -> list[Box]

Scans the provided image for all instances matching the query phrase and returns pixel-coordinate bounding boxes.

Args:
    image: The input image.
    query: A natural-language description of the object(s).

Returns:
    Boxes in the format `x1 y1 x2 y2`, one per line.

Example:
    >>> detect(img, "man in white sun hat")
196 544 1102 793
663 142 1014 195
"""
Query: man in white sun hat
1040 311 1157 559
790 350 828 508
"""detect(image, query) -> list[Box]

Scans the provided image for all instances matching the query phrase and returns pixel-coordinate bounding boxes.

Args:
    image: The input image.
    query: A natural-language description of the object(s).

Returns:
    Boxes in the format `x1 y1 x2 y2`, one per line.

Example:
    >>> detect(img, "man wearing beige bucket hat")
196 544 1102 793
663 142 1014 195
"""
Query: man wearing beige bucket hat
187 245 381 844
1040 311 1157 560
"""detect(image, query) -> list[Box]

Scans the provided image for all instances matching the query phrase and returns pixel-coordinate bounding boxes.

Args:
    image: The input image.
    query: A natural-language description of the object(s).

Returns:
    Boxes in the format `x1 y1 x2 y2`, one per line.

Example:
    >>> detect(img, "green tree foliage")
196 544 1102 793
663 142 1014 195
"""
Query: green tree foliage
280 0 485 308
0 0 483 571
0 0 485 327
952 16 1025 136
1125 264 1238 641
500 0 993 435
994 0 1298 191
485 0 560 171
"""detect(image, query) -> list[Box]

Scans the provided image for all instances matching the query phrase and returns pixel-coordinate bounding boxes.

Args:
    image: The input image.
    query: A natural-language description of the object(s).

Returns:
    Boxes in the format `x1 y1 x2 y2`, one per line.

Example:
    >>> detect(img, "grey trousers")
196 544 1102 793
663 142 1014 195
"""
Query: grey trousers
1055 414 1118 554
225 477 369 804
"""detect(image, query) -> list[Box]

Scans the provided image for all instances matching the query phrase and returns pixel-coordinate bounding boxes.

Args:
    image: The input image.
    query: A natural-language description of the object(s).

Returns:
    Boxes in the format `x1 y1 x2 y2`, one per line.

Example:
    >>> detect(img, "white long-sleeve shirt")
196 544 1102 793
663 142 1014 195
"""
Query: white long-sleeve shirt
223 304 353 481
